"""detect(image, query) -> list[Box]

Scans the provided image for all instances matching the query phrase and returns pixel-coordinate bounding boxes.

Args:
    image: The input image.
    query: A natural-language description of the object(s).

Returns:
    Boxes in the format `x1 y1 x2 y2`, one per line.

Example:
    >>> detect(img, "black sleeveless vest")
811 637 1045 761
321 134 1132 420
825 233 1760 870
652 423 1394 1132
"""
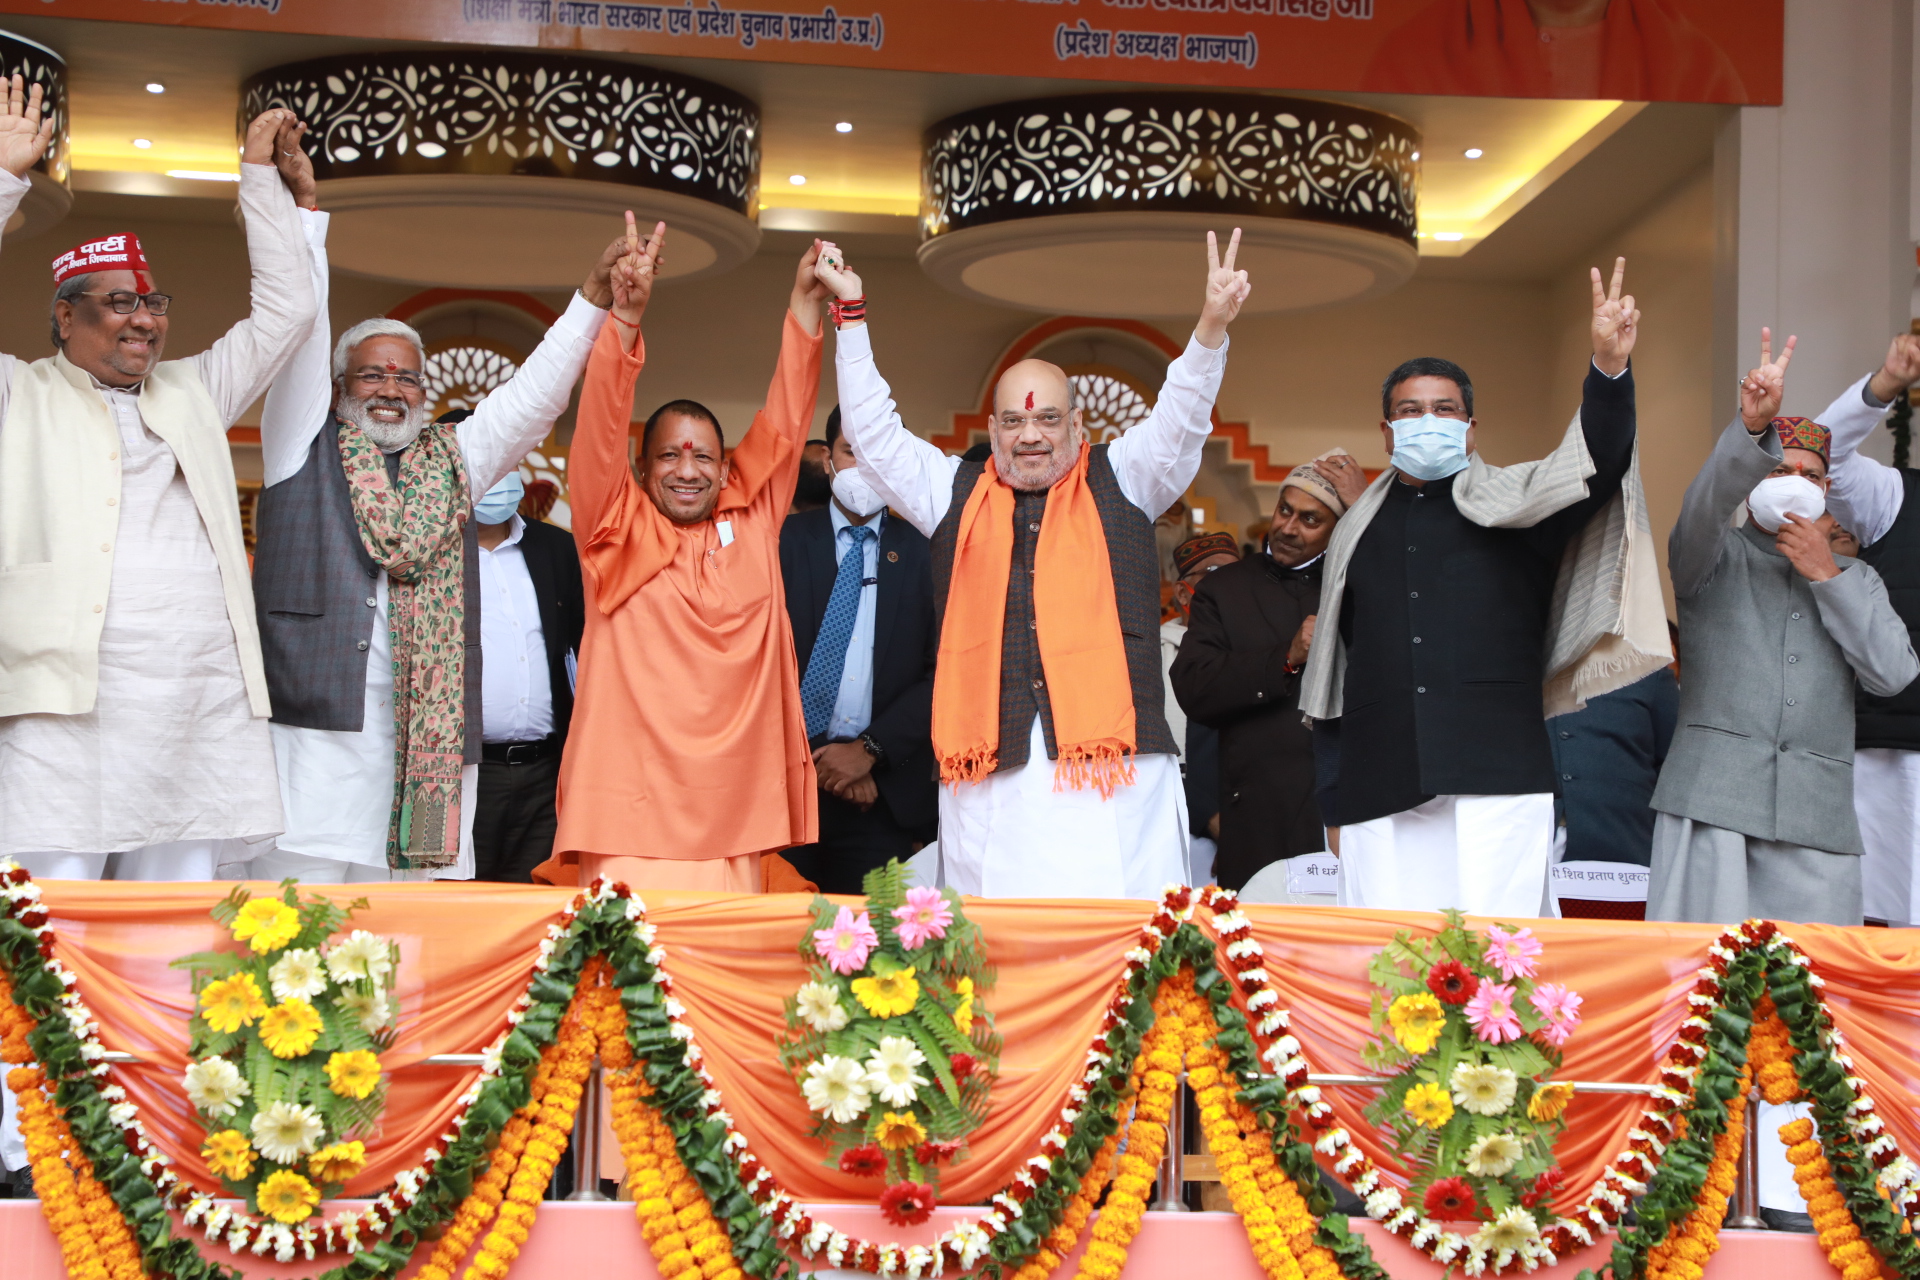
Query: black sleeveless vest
252 418 483 764
1857 468 1920 750
928 443 1176 773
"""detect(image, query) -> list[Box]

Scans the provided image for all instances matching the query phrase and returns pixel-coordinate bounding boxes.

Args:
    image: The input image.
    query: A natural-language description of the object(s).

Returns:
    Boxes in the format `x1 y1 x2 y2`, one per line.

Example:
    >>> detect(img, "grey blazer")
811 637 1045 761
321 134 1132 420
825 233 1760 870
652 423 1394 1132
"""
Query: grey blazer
1651 418 1919 854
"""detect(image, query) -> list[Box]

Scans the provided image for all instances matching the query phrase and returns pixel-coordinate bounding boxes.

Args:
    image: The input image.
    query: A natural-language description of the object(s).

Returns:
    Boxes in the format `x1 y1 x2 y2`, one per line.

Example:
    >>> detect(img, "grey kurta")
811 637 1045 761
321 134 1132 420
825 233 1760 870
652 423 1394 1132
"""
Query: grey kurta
1649 417 1919 924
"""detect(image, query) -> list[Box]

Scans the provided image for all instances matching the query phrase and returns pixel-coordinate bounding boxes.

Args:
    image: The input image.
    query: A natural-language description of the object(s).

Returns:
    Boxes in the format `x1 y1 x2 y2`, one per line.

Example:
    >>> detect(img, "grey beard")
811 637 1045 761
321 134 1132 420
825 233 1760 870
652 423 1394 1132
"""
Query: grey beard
339 394 431 452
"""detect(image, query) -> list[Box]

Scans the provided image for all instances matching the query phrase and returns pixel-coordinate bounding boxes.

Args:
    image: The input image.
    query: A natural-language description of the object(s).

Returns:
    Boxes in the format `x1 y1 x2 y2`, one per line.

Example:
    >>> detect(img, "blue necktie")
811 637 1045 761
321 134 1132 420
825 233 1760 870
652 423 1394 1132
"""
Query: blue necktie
801 524 875 740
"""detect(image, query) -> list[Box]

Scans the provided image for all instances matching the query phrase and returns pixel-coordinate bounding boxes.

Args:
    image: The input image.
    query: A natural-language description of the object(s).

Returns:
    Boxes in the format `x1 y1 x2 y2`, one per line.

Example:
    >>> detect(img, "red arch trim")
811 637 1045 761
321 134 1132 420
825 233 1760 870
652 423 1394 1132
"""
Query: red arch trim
922 315 1290 483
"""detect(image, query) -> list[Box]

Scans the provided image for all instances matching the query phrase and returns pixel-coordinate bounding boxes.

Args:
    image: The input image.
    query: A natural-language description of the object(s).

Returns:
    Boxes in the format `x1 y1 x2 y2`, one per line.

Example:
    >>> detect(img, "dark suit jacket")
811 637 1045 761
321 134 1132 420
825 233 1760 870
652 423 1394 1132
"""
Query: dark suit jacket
1547 667 1678 866
1170 554 1325 889
780 507 939 834
514 518 586 742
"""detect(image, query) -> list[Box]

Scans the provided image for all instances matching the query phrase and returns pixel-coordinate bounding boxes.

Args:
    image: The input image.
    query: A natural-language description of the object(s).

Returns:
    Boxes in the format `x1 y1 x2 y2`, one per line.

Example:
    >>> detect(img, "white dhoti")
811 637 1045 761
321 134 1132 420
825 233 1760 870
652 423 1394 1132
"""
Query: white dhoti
1647 812 1862 926
1856 746 1920 926
1336 793 1554 917
935 717 1186 899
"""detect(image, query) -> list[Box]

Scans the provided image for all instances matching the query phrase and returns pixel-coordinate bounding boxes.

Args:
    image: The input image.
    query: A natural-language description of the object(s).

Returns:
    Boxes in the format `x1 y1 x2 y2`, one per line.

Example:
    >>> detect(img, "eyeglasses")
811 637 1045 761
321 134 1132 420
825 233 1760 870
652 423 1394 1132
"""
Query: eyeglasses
79 290 172 316
352 370 424 392
995 411 1066 431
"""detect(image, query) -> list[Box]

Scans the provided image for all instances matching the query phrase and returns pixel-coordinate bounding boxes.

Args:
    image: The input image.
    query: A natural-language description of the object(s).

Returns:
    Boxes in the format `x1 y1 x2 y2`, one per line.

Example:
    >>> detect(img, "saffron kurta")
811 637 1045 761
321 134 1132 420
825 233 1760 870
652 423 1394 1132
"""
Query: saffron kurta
550 312 822 885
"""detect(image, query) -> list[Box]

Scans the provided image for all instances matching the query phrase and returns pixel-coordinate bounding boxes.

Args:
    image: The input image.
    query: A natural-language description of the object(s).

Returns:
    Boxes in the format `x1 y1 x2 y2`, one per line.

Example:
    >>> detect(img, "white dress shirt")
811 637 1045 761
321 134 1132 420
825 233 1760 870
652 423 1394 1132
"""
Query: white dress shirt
833 322 1227 899
825 503 884 741
257 208 607 877
478 515 554 743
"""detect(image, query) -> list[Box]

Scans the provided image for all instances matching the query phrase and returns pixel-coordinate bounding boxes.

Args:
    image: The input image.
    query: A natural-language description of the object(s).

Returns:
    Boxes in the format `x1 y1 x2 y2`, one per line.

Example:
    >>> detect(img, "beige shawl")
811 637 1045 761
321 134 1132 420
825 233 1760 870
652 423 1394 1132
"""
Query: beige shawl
1298 412 1671 723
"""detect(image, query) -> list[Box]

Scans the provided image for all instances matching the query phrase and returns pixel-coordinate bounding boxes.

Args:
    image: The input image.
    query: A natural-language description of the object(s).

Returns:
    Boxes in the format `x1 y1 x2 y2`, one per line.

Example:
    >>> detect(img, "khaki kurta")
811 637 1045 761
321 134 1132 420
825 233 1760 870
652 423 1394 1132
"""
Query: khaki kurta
544 312 822 887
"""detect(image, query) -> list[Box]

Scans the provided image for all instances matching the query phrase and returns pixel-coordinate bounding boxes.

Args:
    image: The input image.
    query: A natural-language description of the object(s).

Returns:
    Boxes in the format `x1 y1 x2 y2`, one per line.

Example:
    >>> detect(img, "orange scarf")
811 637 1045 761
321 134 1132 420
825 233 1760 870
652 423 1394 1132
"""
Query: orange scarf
932 443 1136 796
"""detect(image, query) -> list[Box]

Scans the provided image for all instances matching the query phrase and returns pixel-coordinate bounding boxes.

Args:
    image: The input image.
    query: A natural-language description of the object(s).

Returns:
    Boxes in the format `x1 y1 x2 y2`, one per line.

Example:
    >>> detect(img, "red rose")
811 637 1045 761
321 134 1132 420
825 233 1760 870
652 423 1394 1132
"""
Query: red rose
1426 961 1479 1006
880 1181 936 1227
839 1144 886 1178
949 1053 977 1080
1423 1176 1478 1220
1520 1167 1564 1208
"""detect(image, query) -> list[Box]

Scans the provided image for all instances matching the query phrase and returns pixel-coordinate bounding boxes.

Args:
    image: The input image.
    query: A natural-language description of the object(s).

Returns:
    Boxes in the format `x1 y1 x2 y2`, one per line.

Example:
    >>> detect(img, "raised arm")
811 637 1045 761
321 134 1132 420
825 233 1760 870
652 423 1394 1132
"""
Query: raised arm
458 238 618 498
258 131 332 488
732 243 828 515
188 109 319 428
569 218 658 542
1823 336 1919 547
815 242 961 537
1109 228 1247 518
1668 328 1794 598
0 74 53 386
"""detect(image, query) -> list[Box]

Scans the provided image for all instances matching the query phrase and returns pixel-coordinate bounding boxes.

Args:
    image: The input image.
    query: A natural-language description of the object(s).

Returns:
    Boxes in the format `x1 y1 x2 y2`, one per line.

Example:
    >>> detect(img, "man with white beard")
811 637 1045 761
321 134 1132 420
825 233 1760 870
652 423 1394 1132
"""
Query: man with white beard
246 134 623 882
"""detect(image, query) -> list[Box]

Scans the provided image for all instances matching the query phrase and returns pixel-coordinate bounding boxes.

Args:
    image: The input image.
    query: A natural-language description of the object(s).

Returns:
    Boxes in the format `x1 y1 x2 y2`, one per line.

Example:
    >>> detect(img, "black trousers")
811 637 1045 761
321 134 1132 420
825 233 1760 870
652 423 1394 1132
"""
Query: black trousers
784 789 919 895
473 755 560 883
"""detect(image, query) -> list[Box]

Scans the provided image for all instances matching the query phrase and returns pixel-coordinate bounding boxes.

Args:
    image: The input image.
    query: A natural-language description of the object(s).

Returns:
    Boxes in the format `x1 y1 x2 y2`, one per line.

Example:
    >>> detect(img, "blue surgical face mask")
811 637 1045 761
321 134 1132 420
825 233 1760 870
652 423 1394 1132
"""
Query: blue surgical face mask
473 472 525 525
1389 413 1471 482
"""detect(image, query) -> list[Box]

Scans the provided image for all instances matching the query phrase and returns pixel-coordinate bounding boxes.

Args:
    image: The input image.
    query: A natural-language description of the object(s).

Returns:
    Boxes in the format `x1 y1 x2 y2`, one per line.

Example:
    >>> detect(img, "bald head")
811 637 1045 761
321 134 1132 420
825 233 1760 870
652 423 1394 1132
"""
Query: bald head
990 358 1083 490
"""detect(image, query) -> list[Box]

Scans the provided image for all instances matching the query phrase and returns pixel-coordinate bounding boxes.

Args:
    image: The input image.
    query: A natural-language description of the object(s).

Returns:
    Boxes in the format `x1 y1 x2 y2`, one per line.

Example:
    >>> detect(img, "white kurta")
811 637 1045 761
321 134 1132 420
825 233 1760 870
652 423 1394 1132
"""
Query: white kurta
252 209 606 881
0 383 281 863
833 321 1226 899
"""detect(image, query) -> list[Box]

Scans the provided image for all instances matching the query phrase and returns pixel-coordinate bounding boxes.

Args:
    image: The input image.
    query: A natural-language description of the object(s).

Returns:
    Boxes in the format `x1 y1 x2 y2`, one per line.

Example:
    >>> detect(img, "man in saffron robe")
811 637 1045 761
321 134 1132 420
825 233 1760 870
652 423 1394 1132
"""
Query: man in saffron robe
1364 0 1747 102
543 220 826 890
818 232 1251 899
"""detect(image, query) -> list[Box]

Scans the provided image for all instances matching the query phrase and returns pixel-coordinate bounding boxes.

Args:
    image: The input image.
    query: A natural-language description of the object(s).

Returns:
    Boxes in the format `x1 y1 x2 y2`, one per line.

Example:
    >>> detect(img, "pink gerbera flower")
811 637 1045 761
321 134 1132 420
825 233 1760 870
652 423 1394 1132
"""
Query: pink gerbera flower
1483 924 1544 981
1529 982 1584 1048
812 906 879 975
1465 980 1523 1044
891 887 954 950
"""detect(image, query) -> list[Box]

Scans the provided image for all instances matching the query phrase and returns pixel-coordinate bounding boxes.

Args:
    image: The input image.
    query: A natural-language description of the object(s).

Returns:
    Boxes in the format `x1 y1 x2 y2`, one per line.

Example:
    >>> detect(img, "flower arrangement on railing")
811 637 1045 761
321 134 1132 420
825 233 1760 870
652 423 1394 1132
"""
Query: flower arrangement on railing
1356 911 1580 1269
3 854 1919 1280
173 884 399 1228
778 863 999 1225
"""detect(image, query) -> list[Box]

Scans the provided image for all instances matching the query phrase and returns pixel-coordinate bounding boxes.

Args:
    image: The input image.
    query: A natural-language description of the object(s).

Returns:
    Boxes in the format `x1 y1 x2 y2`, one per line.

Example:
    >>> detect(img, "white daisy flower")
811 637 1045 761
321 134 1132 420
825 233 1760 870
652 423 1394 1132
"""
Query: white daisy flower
268 949 328 1002
1450 1061 1519 1117
183 1057 250 1119
1464 1132 1523 1178
324 930 394 984
250 1101 324 1164
336 989 392 1034
800 1054 871 1123
795 981 851 1033
865 1036 930 1108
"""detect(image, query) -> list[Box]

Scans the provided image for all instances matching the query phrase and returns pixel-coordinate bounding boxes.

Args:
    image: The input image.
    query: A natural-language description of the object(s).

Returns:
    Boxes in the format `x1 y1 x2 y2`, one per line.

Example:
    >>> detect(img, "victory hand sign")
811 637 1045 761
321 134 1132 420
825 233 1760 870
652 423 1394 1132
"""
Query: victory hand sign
610 213 666 337
1590 256 1639 377
1739 326 1797 434
0 74 53 182
1196 228 1251 350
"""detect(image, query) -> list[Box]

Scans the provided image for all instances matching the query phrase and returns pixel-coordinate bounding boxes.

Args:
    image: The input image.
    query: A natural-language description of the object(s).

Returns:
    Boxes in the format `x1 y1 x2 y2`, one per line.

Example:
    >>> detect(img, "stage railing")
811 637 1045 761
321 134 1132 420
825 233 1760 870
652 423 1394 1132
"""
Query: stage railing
91 1053 1770 1223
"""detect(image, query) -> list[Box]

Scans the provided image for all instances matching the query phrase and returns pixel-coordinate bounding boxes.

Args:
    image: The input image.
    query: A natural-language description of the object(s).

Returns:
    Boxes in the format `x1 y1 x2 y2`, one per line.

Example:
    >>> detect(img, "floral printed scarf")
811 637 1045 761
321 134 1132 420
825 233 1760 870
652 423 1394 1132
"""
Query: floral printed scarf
337 417 470 870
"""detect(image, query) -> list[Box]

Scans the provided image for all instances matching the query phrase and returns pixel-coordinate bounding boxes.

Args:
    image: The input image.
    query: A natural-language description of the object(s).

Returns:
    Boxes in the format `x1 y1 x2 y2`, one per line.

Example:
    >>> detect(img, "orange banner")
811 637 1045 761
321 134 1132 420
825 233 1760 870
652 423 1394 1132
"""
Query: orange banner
0 0 1781 105
29 882 1920 1217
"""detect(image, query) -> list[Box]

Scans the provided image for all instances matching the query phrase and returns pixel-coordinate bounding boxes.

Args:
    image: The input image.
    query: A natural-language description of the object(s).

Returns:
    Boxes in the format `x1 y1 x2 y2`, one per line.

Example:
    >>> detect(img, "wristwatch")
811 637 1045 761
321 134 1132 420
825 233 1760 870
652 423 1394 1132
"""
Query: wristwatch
858 733 887 769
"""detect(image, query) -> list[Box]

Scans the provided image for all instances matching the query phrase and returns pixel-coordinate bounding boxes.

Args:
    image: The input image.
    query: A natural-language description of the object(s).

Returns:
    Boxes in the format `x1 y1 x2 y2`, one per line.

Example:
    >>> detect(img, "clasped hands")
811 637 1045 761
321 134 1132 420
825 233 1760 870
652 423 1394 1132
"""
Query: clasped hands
814 741 878 810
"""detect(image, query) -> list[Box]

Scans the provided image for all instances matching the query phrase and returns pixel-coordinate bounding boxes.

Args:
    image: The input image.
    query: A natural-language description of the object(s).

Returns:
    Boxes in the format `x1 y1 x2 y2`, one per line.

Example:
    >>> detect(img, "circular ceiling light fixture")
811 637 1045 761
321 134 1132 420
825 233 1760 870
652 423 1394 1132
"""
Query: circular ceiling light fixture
1464 147 1484 159
146 81 165 94
0 31 69 238
241 52 762 289
132 137 152 149
835 121 853 134
919 93 1420 318
789 173 807 185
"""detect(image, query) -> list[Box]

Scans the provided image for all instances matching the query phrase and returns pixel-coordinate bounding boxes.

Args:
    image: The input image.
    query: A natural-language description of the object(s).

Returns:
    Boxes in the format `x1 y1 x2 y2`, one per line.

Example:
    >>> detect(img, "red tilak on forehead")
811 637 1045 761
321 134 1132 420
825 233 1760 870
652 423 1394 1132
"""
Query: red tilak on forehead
385 359 398 372
1025 390 1034 411
681 439 693 452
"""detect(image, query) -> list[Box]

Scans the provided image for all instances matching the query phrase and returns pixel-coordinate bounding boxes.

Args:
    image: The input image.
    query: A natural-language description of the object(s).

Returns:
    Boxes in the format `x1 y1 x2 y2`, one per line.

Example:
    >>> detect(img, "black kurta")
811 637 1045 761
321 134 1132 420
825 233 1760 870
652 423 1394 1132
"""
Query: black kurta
1170 554 1324 888
1323 364 1637 827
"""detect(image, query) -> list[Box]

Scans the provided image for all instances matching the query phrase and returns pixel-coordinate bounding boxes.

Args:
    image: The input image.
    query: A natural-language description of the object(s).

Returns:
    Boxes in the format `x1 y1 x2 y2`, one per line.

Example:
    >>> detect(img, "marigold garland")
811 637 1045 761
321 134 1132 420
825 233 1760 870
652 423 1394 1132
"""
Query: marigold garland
1783 1117 1902 1280
1642 1065 1748 1280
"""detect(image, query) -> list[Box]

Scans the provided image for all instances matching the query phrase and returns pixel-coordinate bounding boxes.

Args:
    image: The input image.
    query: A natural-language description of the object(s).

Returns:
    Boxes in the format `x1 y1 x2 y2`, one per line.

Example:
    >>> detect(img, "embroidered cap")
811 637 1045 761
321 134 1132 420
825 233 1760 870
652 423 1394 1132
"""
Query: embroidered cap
51 233 154 291
1280 447 1357 517
1172 531 1240 579
1771 416 1831 461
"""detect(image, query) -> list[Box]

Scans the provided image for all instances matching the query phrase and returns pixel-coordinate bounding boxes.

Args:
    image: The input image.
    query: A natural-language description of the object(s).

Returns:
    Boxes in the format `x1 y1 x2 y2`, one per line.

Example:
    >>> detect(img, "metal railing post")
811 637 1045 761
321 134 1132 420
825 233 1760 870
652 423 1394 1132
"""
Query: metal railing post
566 1057 610 1202
1728 1087 1766 1229
1150 1077 1191 1212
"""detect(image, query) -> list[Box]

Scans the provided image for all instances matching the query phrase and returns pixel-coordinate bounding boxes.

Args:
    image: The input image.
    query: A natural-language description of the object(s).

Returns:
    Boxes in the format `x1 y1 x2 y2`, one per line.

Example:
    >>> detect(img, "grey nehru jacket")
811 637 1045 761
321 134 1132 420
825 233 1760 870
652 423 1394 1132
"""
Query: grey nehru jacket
1651 418 1919 855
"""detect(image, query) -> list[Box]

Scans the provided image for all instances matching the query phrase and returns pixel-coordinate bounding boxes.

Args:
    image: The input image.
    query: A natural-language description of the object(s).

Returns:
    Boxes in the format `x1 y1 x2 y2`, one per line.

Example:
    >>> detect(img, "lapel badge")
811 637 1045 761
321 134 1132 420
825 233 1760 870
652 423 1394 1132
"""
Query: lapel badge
886 550 899 563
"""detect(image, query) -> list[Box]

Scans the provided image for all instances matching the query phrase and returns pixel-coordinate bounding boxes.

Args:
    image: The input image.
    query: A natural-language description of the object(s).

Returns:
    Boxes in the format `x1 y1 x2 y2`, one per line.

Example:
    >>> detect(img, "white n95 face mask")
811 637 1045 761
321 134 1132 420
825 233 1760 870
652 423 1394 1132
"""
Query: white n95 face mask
473 472 525 525
1389 413 1471 482
831 465 888 517
1747 475 1826 534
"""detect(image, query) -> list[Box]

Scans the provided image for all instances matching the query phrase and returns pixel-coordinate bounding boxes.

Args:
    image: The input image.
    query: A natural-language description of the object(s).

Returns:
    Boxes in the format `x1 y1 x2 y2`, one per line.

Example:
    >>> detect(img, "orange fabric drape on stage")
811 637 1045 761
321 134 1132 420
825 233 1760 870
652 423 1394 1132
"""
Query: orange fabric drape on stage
27 884 1920 1215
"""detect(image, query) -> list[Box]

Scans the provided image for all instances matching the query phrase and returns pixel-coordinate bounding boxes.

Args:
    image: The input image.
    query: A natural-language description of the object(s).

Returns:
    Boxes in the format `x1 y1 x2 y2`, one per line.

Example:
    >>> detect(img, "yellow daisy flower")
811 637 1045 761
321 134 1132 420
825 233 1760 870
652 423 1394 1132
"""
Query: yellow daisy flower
255 1168 321 1223
308 1140 367 1184
1404 1081 1454 1130
850 966 919 1019
1388 992 1447 1056
201 1128 256 1181
325 1049 382 1100
199 974 268 1035
258 999 323 1059
233 897 302 953
1528 1080 1576 1122
873 1110 927 1151
952 975 975 1036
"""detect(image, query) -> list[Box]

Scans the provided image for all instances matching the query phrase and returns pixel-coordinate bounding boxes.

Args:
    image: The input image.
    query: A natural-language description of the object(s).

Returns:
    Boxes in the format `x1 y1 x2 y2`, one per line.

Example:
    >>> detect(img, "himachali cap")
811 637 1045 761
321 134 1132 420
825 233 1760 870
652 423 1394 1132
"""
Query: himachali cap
1772 416 1831 461
51 234 154 292
1280 447 1356 517
1172 531 1240 579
